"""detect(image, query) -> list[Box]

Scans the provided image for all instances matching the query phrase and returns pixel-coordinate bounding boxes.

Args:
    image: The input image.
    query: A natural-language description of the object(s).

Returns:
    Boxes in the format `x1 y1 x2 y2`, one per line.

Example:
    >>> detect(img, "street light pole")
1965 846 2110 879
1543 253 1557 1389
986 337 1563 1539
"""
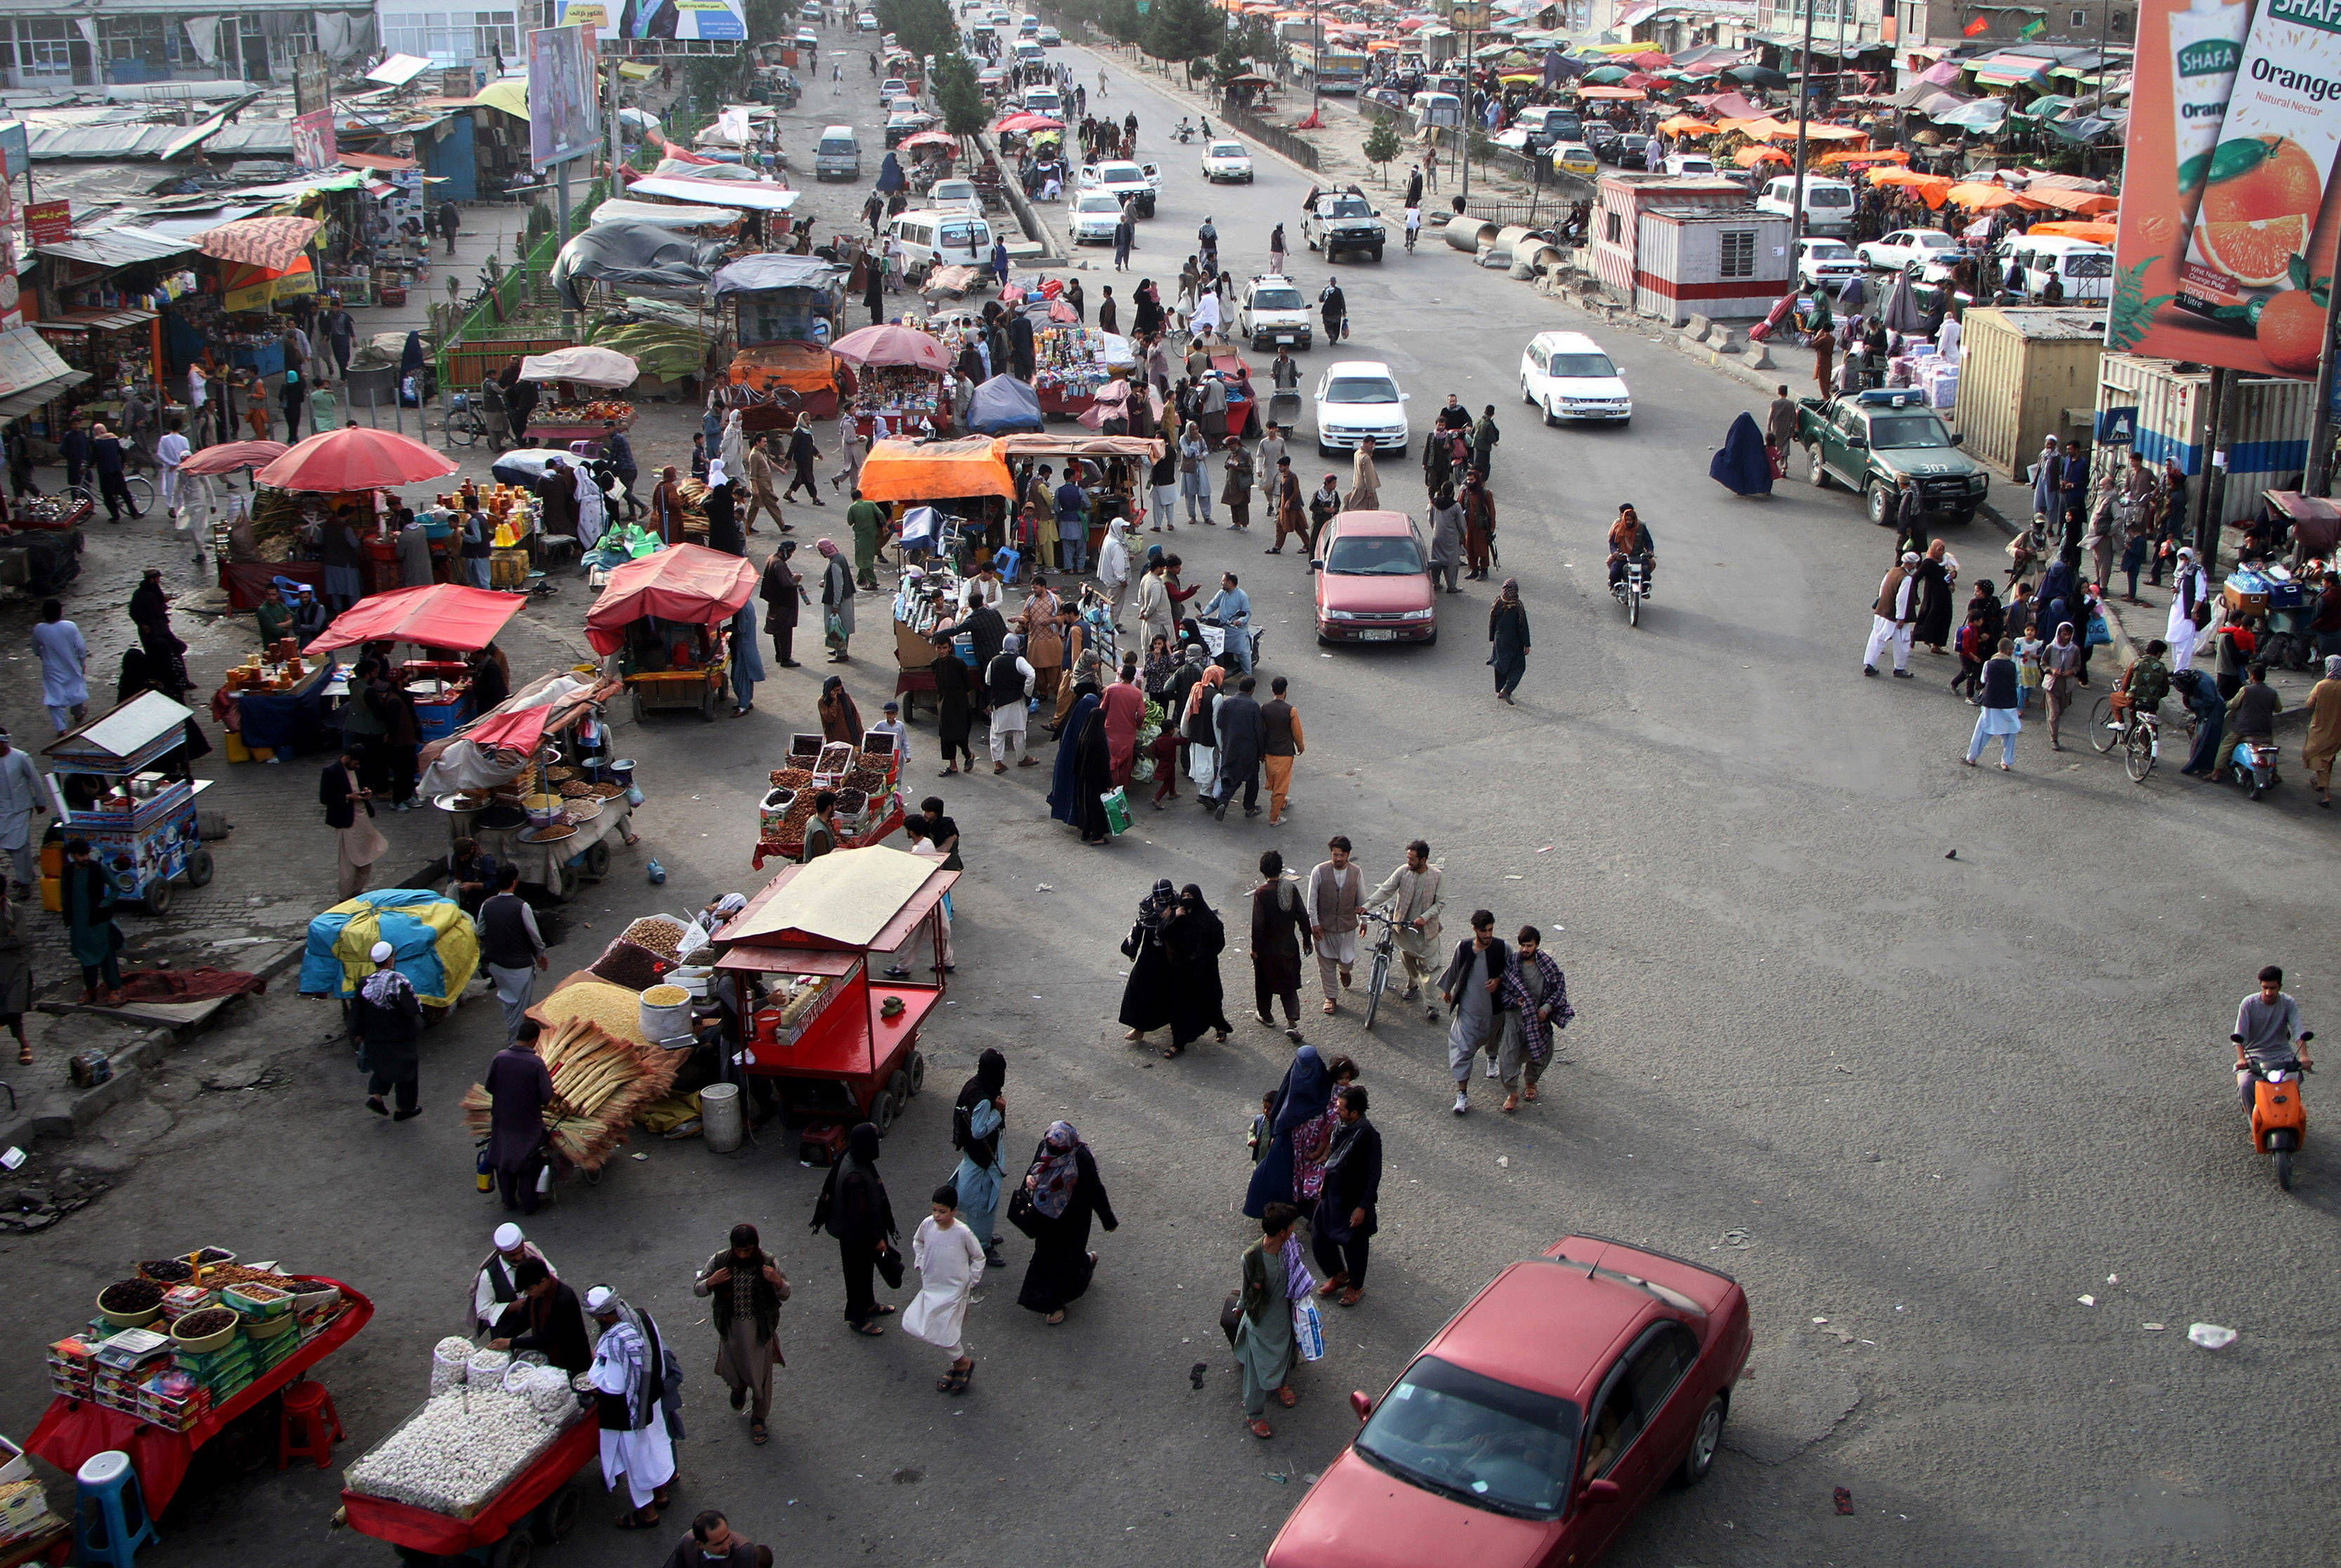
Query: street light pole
1788 0 1818 261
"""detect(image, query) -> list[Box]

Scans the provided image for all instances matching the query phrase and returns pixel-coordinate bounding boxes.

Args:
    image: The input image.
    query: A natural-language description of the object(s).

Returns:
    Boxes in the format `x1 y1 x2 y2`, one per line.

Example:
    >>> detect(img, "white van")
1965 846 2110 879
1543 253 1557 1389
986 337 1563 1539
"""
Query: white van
1410 91 1462 129
1664 152 1715 176
1756 175 1856 237
815 124 862 181
889 209 996 270
1021 84 1062 117
1015 39 1045 67
2004 235 2115 302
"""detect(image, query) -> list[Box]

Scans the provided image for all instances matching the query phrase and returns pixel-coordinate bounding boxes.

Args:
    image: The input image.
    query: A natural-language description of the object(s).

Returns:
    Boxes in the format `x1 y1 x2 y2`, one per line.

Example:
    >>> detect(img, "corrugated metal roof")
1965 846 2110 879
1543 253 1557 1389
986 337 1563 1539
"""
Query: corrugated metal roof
33 308 158 332
26 114 294 162
35 224 194 269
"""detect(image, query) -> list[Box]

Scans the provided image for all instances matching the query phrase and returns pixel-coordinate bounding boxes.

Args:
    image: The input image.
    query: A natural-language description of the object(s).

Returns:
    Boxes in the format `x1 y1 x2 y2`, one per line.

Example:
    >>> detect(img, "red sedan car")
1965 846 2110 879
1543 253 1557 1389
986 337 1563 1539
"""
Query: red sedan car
1311 509 1439 645
1265 1234 1751 1568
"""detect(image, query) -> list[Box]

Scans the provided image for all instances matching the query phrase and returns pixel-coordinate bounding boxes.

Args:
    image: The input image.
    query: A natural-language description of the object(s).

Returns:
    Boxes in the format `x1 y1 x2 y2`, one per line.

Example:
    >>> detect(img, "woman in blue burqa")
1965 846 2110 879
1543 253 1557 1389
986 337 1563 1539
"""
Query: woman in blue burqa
1243 1044 1332 1219
1710 410 1773 497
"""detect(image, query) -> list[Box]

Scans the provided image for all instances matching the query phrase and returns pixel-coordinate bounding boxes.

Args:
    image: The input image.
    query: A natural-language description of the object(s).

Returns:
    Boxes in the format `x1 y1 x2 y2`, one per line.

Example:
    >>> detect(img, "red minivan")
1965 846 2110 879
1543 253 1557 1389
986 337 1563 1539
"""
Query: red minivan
1311 509 1438 646
1265 1235 1753 1568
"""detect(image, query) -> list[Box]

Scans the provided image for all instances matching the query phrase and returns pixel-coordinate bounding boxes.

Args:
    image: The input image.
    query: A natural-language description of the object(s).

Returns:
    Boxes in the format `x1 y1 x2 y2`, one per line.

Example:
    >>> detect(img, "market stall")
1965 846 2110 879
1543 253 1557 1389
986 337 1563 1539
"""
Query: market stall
42 692 214 917
752 729 908 867
716 255 846 424
232 426 468 602
586 545 757 723
998 433 1161 552
515 345 640 455
1032 322 1126 419
25 1255 371 1517
418 671 633 900
830 324 956 443
707 843 956 1140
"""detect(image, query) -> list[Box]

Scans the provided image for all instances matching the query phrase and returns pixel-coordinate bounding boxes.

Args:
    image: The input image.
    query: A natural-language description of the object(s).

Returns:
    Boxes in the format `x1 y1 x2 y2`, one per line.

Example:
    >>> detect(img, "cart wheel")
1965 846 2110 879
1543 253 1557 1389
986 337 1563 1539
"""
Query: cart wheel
582 840 612 881
184 846 215 888
142 877 173 916
493 1528 535 1568
631 690 647 725
535 1484 581 1543
873 1074 904 1134
701 685 720 722
583 1161 604 1186
550 861 579 902
908 1050 925 1094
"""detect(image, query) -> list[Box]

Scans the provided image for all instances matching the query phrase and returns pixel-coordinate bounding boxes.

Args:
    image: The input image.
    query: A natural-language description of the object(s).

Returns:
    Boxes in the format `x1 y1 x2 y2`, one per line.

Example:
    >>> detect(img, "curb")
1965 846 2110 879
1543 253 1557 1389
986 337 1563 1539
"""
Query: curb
0 940 305 1157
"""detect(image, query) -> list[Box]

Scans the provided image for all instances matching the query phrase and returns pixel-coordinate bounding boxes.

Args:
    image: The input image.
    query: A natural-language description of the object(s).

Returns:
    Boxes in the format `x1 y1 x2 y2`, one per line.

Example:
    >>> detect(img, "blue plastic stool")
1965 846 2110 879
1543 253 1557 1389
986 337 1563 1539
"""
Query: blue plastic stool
74 1450 159 1568
991 546 1022 584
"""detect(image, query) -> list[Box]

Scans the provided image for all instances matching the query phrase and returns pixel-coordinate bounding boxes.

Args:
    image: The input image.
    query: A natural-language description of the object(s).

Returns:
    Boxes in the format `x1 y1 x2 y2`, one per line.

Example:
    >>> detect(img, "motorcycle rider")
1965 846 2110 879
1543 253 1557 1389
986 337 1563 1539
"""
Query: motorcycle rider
1606 503 1654 591
2234 964 2312 1108
2225 661 2283 798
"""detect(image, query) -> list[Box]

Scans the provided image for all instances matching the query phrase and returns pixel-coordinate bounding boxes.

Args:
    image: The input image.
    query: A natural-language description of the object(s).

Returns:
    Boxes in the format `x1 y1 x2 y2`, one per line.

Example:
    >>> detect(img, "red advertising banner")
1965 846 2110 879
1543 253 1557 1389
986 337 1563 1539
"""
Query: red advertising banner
292 107 337 176
24 199 70 245
2110 0 2341 376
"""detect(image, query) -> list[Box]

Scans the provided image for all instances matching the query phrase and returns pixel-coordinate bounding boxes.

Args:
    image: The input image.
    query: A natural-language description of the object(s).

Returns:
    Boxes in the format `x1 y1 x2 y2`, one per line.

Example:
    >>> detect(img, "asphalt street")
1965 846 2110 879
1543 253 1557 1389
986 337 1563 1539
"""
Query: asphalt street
1 34 2335 1568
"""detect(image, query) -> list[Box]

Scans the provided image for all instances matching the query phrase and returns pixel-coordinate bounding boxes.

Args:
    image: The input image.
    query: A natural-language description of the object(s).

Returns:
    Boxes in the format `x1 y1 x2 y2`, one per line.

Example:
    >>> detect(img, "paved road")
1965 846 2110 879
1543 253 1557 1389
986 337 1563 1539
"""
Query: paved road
2 37 2335 1568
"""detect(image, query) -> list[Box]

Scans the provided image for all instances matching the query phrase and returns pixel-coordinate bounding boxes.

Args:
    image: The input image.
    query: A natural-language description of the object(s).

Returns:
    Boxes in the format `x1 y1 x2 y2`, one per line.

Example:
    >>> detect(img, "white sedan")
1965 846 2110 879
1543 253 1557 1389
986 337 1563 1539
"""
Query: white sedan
1067 190 1125 244
1237 275 1312 349
1795 237 1861 289
1314 360 1409 456
930 178 982 212
1201 139 1253 183
1857 228 1958 272
1078 159 1159 218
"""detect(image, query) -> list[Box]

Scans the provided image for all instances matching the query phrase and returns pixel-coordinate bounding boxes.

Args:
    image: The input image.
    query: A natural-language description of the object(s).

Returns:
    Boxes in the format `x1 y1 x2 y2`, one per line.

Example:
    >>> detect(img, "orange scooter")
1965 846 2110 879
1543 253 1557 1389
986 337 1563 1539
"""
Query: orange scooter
2238 1030 2315 1190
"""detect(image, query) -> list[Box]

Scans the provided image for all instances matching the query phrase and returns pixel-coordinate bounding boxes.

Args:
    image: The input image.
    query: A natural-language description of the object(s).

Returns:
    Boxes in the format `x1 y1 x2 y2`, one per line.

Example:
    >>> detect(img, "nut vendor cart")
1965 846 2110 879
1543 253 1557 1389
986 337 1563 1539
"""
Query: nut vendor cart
26 1271 374 1522
584 544 758 723
41 692 214 916
751 730 907 869
706 843 957 1142
418 671 634 902
340 1417 595 1568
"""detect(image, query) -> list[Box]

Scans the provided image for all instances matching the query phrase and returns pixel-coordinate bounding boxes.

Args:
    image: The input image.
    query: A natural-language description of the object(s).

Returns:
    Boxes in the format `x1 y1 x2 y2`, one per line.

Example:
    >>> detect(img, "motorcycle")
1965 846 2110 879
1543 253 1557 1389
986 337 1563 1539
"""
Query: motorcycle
2238 1032 2314 1190
1612 553 1650 626
2225 737 2283 798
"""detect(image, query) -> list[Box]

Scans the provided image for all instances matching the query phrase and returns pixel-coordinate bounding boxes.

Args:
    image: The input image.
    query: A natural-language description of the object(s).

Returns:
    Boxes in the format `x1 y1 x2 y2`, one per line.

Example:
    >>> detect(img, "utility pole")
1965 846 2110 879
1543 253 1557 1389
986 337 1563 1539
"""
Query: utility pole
1788 0 1818 259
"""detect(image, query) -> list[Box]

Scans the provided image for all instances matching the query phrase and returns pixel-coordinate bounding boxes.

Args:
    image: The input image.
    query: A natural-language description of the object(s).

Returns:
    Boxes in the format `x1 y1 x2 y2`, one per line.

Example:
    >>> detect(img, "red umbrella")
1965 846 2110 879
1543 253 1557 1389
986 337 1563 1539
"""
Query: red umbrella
1631 50 1672 70
178 440 288 477
253 427 459 492
995 113 1064 134
829 324 954 371
305 584 524 654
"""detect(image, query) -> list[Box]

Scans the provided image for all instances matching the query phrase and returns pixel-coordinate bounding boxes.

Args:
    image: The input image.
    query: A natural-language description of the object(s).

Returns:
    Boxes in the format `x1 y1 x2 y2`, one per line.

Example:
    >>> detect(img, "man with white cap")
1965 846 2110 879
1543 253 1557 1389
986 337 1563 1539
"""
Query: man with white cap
1864 551 1923 679
0 730 48 900
471 1222 555 1336
982 632 1037 774
353 940 424 1119
2167 545 2212 674
586 1284 678 1530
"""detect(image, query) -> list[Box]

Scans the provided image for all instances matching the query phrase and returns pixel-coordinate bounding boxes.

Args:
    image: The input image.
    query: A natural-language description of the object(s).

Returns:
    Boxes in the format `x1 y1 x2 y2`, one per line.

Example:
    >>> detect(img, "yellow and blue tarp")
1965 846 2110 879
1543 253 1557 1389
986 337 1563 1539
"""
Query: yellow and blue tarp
301 888 480 1006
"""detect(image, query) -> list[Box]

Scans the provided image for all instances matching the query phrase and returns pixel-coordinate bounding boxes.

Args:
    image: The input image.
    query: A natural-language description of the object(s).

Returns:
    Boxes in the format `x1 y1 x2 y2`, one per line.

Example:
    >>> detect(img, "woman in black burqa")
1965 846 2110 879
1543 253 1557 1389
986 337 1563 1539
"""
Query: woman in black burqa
1162 883 1231 1058
1015 1120 1117 1324
1116 878 1178 1046
811 1121 897 1334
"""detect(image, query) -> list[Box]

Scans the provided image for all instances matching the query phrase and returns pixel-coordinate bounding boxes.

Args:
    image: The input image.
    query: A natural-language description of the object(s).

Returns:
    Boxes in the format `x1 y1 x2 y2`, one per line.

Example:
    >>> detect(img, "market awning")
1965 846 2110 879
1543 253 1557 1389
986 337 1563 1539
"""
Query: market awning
306 584 523 654
585 544 758 655
517 345 640 388
0 325 89 419
34 225 196 270
627 175 798 211
365 53 437 87
476 79 530 120
220 253 315 313
2027 219 2115 243
339 150 420 172
590 198 742 230
195 216 321 271
1945 180 2043 212
255 426 460 492
179 439 288 476
856 437 1015 504
2023 185 2118 216
829 324 951 371
996 433 1165 461
711 255 840 295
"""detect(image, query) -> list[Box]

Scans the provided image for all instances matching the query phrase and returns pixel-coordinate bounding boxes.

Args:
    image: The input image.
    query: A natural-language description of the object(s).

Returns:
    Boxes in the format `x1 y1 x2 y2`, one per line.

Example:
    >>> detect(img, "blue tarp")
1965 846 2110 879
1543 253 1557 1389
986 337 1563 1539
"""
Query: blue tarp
300 887 481 1006
964 373 1043 434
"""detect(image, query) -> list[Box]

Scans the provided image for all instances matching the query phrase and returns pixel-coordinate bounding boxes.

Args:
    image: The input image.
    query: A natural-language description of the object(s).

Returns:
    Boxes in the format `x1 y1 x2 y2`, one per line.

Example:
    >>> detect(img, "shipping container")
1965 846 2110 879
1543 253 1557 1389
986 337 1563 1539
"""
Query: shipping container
2093 355 2315 527
1590 173 1750 309
1632 205 1791 326
1951 307 2109 480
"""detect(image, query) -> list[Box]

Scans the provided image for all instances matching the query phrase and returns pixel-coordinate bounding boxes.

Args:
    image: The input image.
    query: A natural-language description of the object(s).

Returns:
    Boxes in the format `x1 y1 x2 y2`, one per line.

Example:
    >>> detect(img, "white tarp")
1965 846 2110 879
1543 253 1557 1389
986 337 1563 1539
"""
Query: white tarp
589 198 742 229
626 175 798 211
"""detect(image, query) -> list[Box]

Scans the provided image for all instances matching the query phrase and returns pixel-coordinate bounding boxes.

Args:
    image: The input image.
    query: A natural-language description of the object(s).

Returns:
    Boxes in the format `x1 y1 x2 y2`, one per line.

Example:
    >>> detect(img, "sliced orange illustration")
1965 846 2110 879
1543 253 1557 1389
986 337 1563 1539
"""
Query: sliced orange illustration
2198 213 2312 288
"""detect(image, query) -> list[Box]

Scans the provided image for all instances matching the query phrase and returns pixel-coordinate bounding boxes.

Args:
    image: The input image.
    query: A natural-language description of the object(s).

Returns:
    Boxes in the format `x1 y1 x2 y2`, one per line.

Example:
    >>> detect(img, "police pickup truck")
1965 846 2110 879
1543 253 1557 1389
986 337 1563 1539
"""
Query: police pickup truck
1301 184 1386 263
1795 388 1991 527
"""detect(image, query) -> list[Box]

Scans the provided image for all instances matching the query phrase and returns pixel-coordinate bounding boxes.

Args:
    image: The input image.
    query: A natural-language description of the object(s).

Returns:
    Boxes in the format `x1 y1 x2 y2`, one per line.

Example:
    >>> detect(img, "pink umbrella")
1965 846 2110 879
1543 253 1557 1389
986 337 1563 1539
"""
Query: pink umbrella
178 440 288 477
995 113 1065 134
829 324 954 371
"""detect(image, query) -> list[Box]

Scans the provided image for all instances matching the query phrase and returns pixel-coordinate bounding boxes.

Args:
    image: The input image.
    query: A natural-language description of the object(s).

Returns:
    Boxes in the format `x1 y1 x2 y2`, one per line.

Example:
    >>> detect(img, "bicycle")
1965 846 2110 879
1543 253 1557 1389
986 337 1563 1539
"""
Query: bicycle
2087 691 2141 756
68 475 156 518
1358 907 1402 1032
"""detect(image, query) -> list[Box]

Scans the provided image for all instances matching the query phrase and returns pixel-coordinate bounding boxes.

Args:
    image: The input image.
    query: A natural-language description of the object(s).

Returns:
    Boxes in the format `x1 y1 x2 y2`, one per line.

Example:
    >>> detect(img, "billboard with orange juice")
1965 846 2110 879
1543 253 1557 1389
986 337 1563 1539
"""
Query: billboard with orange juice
2111 0 2341 376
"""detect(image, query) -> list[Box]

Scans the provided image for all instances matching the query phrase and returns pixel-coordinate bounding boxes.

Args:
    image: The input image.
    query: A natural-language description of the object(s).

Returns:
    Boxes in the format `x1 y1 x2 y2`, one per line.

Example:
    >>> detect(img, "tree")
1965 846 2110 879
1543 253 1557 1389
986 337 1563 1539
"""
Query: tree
1211 27 1247 87
1097 0 1143 44
1143 0 1221 67
932 50 987 136
1363 119 1402 185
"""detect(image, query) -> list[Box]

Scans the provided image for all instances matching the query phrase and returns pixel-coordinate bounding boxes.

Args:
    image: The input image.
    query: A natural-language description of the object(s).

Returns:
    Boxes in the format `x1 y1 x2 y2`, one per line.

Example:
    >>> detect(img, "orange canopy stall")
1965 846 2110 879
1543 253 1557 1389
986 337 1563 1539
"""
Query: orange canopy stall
1818 147 1908 170
1868 169 1955 208
2026 219 2116 243
1656 115 1715 137
1734 144 1791 167
855 436 1016 503
1946 181 2047 212
2022 185 2118 216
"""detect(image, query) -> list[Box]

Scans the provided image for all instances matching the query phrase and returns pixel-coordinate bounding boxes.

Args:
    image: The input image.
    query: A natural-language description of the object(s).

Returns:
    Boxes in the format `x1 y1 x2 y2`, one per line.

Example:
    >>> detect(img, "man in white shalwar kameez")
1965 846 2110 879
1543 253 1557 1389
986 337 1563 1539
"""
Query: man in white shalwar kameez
586 1285 676 1528
0 732 48 897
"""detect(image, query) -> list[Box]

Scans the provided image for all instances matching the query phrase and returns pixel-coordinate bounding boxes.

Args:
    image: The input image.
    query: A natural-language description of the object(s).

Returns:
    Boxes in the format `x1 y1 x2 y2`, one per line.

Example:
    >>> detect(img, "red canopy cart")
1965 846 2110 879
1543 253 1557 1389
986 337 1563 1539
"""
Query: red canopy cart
586 544 756 722
708 844 956 1142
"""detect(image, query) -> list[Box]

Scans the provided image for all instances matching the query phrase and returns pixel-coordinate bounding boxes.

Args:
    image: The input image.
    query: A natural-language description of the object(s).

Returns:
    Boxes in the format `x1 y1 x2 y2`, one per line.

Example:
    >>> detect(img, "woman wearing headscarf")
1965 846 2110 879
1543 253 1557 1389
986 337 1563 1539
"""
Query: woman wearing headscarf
2042 621 2083 750
1709 410 1774 496
1182 662 1224 802
704 468 744 557
2036 555 2076 640
1244 1044 1332 1219
928 631 977 777
722 408 746 482
1288 1053 1359 1207
1048 680 1102 829
1069 682 1116 844
817 538 857 661
727 600 765 717
575 457 609 548
1015 1121 1117 1324
1098 665 1145 785
951 1048 1010 1269
1488 579 1530 704
1161 883 1231 1058
1140 633 1179 699
811 1121 897 1334
818 674 863 744
1117 879 1179 1044
128 572 190 698
1913 539 1956 655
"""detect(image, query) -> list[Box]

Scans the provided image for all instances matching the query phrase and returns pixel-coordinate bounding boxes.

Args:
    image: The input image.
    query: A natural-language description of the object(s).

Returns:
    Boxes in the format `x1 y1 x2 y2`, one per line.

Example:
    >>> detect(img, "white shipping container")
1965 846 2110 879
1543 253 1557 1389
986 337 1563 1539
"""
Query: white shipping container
2093 356 2314 527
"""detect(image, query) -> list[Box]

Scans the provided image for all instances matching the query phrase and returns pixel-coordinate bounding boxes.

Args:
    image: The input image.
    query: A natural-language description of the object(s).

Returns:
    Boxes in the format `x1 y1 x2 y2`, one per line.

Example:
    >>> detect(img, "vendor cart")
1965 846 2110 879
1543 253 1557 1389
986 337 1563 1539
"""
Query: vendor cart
341 1410 595 1568
585 545 758 724
1209 351 1263 440
300 888 480 1023
42 692 214 916
419 671 632 901
708 843 956 1138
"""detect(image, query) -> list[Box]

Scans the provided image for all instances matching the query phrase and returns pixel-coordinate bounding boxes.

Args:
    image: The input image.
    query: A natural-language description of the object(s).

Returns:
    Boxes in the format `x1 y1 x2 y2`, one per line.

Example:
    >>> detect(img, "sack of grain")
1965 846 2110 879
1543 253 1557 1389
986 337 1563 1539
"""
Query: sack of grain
432 1336 473 1393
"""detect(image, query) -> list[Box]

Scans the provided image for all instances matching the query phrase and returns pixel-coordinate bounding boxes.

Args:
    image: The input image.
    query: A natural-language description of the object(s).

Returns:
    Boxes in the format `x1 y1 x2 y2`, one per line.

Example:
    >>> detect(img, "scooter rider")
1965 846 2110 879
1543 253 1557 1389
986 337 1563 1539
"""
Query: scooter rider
2235 964 2313 1108
1607 503 1654 590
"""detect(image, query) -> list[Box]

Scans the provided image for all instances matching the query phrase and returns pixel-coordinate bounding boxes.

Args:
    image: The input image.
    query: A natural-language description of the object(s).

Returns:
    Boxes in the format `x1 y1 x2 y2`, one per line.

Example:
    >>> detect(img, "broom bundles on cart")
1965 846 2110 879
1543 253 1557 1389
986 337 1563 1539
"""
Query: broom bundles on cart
461 982 684 1171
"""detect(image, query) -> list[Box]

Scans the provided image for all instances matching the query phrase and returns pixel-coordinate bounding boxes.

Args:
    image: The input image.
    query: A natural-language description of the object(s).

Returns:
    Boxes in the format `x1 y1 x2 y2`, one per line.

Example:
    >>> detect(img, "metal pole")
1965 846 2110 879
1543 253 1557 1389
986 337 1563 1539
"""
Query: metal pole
556 159 574 332
2194 366 2229 572
1789 0 1818 260
2305 290 2341 496
1460 18 1471 209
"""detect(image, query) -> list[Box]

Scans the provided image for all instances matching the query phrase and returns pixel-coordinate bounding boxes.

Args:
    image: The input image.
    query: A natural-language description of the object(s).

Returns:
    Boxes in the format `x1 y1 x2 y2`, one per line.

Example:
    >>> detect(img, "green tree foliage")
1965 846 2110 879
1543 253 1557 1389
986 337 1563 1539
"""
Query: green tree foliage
932 49 987 136
1211 27 1247 86
1143 0 1221 65
1363 119 1402 183
1096 0 1144 44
